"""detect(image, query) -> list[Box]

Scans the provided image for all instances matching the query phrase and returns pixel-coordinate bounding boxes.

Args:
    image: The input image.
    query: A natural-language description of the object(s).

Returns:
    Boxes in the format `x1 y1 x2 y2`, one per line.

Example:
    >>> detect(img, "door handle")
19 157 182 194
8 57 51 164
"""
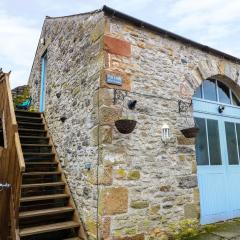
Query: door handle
218 105 225 113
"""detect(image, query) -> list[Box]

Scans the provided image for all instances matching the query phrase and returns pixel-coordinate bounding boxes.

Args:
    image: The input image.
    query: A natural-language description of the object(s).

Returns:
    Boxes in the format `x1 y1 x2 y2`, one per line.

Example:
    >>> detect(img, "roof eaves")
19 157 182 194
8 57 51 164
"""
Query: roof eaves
102 5 240 64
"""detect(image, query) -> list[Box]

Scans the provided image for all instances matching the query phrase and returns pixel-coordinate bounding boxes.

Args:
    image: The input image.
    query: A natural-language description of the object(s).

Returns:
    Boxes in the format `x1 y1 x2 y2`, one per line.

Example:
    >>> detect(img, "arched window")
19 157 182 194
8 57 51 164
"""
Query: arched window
193 79 240 106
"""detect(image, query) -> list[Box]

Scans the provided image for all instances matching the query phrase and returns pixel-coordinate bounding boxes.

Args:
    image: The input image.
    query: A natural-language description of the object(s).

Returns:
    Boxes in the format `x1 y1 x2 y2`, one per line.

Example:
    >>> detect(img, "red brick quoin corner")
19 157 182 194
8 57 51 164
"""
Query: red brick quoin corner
104 35 131 57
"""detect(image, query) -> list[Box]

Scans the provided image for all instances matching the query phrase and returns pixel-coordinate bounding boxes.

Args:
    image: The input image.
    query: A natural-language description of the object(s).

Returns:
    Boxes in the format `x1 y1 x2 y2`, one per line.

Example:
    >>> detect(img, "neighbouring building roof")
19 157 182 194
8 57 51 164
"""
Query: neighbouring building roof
102 5 240 64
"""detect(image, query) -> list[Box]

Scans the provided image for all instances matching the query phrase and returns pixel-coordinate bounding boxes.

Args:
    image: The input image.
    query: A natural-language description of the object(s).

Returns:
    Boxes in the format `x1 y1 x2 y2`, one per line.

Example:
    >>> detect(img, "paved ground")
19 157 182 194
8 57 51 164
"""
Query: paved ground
193 221 240 240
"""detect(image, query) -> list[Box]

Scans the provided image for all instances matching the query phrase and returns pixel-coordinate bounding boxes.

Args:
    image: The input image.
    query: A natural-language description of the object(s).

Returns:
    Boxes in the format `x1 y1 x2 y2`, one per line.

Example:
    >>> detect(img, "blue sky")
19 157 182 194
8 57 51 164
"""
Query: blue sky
1 0 240 88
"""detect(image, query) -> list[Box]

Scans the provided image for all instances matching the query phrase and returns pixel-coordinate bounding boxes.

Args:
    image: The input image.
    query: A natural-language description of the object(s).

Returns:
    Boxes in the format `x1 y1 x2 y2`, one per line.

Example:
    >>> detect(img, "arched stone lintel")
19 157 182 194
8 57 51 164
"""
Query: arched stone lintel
191 60 240 91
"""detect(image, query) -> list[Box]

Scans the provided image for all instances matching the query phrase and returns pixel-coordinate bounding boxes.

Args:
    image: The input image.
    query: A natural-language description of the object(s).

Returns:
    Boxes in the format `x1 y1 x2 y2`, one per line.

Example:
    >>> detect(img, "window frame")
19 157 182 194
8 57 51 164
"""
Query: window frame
193 79 240 107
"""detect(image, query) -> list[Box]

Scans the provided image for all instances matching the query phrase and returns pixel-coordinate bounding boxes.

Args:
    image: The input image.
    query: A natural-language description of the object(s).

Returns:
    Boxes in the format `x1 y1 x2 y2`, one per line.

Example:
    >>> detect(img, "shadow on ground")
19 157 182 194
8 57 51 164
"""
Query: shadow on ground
192 221 240 240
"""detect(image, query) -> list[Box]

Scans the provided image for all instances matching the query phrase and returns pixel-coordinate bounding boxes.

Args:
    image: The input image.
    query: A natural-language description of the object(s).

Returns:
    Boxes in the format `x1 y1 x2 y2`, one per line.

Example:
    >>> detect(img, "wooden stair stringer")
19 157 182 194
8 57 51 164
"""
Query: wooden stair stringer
41 113 88 240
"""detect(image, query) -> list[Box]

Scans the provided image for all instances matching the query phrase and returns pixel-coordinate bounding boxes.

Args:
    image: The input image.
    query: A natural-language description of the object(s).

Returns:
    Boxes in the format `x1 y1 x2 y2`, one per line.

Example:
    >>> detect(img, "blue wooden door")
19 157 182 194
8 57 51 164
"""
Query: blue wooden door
40 52 47 112
193 98 240 224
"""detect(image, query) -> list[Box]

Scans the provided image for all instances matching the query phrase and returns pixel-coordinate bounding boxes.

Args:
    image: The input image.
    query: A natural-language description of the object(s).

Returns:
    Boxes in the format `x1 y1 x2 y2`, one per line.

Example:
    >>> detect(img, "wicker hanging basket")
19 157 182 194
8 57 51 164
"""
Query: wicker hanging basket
181 127 199 138
115 119 137 134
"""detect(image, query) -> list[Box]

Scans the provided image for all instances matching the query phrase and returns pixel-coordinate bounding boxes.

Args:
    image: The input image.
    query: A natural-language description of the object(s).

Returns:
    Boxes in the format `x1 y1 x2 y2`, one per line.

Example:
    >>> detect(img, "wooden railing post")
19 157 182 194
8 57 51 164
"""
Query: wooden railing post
0 72 25 239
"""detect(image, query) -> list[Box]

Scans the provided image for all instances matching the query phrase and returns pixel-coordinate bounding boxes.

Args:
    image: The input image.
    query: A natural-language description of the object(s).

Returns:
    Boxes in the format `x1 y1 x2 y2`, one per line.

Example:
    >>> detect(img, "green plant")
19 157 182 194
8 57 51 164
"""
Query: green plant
13 86 30 107
168 219 202 240
13 86 36 112
167 218 220 240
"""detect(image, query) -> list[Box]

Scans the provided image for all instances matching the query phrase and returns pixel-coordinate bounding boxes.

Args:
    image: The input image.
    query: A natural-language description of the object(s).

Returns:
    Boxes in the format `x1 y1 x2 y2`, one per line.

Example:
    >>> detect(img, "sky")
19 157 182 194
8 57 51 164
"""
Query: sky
1 0 240 89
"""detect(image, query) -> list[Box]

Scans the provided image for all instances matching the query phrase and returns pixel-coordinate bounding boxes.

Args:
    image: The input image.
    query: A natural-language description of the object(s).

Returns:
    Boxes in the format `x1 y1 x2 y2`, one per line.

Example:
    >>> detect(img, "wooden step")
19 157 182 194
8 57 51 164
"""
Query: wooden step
15 110 42 118
20 194 69 203
19 206 74 219
20 136 49 139
18 122 45 129
23 153 55 160
20 137 50 145
15 110 42 114
24 152 54 156
16 115 43 123
22 144 51 147
23 171 61 176
19 128 46 133
21 182 65 189
19 221 79 237
22 144 52 154
25 162 58 165
18 122 44 126
25 162 58 171
19 128 47 137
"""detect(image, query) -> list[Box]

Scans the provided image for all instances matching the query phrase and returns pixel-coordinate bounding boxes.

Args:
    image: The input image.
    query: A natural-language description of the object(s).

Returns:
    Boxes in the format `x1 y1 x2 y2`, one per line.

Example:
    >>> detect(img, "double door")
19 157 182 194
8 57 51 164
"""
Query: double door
193 99 240 224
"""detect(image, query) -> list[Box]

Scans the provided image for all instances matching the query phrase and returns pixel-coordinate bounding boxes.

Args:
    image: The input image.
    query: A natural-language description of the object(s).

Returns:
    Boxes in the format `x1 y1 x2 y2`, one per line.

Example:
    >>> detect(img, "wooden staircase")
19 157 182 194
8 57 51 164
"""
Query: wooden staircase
15 110 85 240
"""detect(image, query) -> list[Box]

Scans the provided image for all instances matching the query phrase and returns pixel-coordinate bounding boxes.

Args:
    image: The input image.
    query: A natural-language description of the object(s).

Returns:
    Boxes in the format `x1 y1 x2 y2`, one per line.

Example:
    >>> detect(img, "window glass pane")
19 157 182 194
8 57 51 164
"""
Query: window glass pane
207 119 222 165
217 81 231 104
203 79 217 101
225 122 239 165
232 92 240 106
195 118 209 165
193 86 202 98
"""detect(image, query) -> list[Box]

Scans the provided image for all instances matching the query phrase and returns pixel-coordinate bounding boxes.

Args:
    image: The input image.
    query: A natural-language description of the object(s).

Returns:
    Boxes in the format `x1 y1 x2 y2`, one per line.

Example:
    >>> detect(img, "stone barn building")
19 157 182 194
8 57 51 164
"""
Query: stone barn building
28 5 240 239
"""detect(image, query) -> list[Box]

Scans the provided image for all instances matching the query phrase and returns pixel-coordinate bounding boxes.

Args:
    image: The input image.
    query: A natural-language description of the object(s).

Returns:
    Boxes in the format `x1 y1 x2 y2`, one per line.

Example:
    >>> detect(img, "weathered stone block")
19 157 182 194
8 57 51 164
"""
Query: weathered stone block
93 88 113 107
99 105 122 125
178 155 185 161
91 20 104 43
184 203 200 219
100 187 128 215
99 165 113 185
149 204 160 215
113 233 145 240
127 170 140 180
114 168 127 179
101 216 111 239
124 227 137 235
193 188 200 203
192 161 197 174
130 200 149 209
86 218 97 238
104 35 131 57
177 136 195 145
160 185 171 192
87 166 113 185
178 175 197 189
90 125 113 145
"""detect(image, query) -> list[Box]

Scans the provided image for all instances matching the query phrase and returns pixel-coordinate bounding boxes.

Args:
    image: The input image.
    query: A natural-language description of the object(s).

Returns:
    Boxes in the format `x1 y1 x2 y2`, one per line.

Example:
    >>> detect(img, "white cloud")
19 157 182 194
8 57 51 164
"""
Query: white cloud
0 11 40 88
1 0 240 89
164 0 240 57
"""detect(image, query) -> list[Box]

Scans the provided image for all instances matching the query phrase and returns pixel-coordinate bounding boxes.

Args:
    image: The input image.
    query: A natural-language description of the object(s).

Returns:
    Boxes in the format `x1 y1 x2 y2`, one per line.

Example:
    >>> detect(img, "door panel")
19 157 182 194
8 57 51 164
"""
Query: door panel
225 122 239 165
194 101 240 224
198 172 228 223
40 52 47 112
228 173 240 218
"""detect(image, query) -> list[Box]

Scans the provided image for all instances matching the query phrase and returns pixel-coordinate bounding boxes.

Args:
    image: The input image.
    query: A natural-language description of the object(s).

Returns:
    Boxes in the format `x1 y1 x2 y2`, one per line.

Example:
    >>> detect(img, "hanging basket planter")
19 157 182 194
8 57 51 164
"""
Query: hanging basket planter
115 119 137 134
181 127 199 138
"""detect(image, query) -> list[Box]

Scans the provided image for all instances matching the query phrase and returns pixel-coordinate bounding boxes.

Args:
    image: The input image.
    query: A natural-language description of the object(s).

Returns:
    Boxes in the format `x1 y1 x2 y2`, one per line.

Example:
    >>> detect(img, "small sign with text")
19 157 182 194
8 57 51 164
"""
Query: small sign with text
106 74 123 86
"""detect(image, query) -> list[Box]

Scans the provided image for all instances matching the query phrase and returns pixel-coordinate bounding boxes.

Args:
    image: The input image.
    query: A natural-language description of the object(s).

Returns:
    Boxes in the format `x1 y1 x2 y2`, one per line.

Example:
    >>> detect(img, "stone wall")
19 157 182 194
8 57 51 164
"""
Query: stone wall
28 9 240 240
97 15 240 239
28 11 105 239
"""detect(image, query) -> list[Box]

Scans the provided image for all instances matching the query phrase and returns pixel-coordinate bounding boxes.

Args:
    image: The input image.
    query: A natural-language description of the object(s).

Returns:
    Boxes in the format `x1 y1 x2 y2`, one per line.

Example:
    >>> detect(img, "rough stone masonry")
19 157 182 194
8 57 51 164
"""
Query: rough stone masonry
28 8 240 240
